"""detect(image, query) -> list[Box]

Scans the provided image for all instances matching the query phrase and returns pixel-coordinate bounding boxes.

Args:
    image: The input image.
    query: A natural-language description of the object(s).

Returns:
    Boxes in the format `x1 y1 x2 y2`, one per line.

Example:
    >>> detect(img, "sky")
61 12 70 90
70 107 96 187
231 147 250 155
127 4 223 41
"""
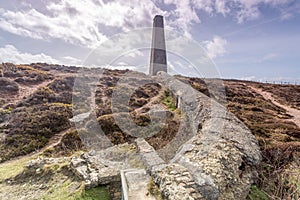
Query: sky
0 0 299 83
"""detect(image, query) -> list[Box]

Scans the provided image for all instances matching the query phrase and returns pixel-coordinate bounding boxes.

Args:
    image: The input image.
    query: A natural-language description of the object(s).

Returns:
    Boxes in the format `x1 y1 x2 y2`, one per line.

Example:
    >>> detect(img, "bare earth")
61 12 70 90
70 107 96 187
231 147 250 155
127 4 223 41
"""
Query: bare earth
250 86 300 128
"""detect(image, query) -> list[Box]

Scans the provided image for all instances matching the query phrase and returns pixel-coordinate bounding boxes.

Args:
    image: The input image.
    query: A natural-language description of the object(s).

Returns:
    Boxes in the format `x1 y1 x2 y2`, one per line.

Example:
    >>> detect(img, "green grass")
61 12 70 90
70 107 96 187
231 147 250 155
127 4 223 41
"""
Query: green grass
0 155 35 181
147 178 162 200
80 186 111 200
0 153 111 200
43 180 83 200
162 90 177 111
43 182 111 200
247 185 269 200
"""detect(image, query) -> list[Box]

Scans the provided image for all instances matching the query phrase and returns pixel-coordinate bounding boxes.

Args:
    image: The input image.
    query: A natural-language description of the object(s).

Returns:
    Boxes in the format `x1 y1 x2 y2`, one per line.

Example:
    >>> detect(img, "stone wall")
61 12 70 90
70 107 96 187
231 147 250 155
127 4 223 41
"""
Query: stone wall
70 153 122 199
107 181 122 200
70 143 145 200
137 72 262 200
69 72 261 200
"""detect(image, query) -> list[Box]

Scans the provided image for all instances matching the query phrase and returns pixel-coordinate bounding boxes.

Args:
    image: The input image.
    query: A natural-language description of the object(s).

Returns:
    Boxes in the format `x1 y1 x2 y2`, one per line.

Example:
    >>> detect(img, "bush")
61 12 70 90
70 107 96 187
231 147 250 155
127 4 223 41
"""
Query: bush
45 130 84 157
0 103 72 162
162 90 177 111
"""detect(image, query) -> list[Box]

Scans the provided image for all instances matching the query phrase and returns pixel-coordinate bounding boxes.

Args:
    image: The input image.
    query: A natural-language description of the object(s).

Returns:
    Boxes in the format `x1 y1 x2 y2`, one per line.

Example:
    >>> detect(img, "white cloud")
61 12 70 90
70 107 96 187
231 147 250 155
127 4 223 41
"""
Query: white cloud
0 0 295 50
233 0 292 23
164 0 293 28
215 0 230 16
61 56 82 66
236 5 261 24
159 0 296 41
209 0 293 23
0 0 165 48
240 75 256 81
279 2 300 21
256 76 300 84
257 53 278 62
104 64 138 71
280 12 293 20
164 0 203 37
0 44 82 65
0 44 58 64
204 36 227 59
127 50 144 58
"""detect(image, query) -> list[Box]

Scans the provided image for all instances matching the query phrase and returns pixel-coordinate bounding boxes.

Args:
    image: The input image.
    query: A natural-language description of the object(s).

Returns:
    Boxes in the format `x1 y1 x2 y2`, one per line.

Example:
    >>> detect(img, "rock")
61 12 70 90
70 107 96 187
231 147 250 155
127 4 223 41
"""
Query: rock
70 157 86 167
0 110 10 124
70 143 140 188
35 168 42 174
25 157 68 169
136 138 165 171
151 163 206 200
147 72 262 200
0 77 19 92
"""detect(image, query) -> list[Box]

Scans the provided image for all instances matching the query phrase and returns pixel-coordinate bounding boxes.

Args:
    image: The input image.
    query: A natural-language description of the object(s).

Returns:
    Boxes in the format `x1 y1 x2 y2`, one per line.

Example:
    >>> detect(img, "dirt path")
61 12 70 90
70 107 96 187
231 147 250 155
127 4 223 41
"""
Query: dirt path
3 79 54 108
40 128 73 152
15 80 53 104
0 79 55 142
250 86 300 128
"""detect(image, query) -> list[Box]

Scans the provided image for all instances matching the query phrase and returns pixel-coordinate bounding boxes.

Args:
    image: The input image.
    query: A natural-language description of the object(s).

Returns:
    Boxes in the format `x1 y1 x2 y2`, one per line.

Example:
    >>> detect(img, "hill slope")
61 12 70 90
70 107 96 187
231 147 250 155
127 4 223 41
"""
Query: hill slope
0 63 299 199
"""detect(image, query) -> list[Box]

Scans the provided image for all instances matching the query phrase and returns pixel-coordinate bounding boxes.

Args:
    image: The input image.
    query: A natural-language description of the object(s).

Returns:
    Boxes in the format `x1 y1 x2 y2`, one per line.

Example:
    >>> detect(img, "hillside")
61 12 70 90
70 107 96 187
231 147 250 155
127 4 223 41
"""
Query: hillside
0 63 299 199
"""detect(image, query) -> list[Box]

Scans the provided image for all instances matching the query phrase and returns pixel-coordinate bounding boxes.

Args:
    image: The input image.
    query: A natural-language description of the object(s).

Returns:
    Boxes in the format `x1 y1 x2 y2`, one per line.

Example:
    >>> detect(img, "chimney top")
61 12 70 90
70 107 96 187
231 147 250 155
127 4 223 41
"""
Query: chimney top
153 15 164 28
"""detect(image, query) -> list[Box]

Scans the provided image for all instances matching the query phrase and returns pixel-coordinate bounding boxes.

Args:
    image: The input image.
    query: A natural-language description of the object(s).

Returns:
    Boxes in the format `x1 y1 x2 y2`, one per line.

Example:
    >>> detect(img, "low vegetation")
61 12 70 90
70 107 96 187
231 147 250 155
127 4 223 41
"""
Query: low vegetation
247 185 269 200
0 103 72 162
256 83 300 109
0 154 110 200
147 178 163 200
162 89 177 111
0 63 299 199
81 186 111 200
186 78 300 199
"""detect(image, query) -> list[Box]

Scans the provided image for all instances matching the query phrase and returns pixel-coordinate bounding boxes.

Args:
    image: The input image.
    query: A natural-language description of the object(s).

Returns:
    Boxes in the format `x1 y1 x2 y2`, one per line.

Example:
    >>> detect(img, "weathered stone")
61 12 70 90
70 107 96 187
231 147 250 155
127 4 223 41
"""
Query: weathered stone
0 77 19 92
136 138 165 171
151 163 205 200
147 72 262 200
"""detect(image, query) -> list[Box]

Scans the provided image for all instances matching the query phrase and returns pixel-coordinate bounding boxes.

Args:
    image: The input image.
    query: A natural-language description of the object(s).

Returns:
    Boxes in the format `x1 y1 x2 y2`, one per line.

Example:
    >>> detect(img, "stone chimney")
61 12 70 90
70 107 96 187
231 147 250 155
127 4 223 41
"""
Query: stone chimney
149 15 167 76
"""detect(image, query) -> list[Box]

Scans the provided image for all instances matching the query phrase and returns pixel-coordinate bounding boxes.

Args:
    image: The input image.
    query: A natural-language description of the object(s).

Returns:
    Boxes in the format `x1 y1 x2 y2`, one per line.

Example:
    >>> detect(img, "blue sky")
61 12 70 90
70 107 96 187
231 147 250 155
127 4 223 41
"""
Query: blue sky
0 0 299 82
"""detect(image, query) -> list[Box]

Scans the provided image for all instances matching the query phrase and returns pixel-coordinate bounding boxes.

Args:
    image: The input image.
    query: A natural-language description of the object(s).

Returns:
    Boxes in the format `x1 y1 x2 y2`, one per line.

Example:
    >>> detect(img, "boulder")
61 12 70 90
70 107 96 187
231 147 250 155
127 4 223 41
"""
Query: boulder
0 77 19 92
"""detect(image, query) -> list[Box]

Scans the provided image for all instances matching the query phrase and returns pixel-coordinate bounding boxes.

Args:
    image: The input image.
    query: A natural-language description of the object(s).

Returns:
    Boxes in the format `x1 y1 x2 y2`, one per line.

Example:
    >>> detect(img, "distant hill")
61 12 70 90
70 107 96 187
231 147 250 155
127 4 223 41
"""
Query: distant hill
0 63 299 199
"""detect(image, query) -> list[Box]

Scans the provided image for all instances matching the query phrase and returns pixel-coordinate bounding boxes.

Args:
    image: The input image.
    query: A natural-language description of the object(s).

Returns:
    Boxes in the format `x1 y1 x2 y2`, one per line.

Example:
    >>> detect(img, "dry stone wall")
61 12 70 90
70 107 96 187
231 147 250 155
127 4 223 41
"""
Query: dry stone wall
139 72 262 200
67 72 261 200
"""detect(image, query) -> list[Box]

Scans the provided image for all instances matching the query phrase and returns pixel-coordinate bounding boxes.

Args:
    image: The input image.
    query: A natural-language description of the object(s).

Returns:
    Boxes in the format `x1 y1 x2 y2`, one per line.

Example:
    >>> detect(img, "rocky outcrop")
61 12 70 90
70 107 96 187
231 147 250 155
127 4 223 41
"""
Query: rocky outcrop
0 77 19 92
136 138 165 171
151 135 257 200
151 163 205 199
69 143 143 200
70 152 120 188
68 72 261 200
20 71 261 200
142 72 262 200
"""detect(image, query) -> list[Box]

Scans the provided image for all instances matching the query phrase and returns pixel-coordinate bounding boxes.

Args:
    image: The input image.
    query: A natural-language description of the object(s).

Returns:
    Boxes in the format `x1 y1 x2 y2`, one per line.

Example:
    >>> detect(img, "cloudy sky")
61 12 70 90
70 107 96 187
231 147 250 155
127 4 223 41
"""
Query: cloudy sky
0 0 299 82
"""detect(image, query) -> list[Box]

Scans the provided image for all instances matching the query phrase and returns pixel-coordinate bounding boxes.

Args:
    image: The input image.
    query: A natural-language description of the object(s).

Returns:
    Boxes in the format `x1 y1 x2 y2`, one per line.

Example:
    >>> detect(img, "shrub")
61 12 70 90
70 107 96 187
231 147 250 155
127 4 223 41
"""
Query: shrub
0 103 72 162
162 90 177 111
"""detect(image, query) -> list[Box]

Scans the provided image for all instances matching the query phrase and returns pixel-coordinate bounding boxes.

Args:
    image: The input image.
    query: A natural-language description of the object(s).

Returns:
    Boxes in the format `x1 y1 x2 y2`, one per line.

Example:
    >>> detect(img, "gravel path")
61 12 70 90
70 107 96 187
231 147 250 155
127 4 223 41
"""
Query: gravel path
250 86 300 128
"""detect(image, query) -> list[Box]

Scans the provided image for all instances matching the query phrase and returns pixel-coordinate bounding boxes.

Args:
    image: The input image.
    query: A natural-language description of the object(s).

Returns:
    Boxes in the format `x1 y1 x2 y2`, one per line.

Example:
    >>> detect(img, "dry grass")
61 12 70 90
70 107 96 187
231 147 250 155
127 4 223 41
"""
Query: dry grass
180 77 300 199
1 66 299 199
224 80 300 199
0 155 35 181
